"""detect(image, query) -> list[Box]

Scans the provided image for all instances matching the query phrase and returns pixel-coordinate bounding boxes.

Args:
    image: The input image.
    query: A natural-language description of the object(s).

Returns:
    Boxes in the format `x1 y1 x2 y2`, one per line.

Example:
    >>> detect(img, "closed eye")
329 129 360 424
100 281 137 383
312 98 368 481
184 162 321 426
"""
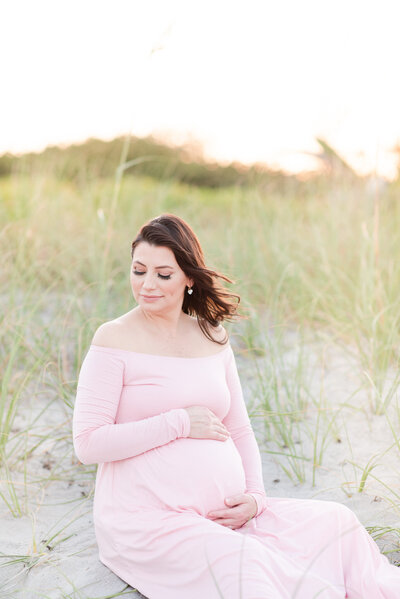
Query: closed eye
133 271 171 280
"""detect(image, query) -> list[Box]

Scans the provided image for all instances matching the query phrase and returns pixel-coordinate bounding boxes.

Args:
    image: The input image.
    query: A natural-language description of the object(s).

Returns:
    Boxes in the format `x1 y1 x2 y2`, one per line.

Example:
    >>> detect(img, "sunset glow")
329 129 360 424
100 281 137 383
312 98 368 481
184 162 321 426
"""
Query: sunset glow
2 0 400 178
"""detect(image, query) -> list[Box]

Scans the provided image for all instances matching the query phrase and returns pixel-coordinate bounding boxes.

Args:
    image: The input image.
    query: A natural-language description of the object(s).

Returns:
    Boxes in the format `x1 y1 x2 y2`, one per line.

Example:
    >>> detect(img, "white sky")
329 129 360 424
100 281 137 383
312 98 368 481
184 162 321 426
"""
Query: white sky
2 0 400 178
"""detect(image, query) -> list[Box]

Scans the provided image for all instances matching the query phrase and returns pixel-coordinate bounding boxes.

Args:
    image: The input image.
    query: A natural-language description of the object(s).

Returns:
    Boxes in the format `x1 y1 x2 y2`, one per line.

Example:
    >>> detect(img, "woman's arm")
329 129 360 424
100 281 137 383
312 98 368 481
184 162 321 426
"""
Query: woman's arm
72 347 191 465
222 345 268 516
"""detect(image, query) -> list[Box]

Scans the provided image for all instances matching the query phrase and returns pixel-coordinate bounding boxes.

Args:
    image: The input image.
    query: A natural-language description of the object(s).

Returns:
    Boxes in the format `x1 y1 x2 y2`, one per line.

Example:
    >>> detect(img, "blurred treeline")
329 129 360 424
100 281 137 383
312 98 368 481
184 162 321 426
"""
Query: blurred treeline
2 134 399 192
0 135 293 189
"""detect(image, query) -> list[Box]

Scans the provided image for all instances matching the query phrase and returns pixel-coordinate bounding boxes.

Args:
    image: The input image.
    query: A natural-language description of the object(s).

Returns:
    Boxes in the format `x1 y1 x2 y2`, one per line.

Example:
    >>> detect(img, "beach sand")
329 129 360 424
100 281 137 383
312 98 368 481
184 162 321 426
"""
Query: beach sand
1 329 399 598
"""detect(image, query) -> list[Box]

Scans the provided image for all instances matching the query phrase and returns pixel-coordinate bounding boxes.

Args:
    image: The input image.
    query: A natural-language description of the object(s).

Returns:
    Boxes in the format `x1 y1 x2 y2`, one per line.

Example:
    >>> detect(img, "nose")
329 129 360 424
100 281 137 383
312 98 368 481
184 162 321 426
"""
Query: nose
141 272 157 290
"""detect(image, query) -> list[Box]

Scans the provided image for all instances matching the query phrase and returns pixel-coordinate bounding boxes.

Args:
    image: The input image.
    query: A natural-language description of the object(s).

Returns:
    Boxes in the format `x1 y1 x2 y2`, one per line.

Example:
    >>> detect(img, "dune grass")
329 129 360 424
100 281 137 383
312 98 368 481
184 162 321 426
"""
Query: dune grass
1 162 400 593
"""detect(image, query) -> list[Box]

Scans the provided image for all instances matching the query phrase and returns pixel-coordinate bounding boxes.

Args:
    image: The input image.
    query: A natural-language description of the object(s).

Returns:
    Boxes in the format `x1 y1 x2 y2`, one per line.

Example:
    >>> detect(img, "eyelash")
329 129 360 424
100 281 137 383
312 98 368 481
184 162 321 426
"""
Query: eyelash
133 271 171 280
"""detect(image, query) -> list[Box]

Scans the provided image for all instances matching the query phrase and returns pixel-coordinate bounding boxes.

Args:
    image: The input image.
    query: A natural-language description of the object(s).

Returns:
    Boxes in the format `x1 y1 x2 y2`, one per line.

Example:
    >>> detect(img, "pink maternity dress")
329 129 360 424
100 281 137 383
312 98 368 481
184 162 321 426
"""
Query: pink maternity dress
72 343 400 599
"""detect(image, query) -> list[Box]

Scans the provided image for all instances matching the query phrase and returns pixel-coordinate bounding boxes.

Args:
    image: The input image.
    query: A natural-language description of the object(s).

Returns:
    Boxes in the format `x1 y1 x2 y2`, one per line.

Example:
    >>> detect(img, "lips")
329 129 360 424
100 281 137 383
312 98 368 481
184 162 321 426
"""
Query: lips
141 295 162 299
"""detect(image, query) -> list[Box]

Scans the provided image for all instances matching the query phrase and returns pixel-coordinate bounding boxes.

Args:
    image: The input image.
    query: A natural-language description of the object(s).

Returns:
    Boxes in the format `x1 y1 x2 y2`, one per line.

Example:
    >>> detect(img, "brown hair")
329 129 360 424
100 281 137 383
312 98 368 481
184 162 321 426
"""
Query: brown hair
130 214 241 344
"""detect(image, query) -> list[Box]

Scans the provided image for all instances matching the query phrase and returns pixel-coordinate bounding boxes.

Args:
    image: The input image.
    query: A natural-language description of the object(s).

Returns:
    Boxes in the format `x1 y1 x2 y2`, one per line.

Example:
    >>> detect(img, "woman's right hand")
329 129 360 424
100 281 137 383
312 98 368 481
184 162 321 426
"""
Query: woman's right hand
184 406 231 441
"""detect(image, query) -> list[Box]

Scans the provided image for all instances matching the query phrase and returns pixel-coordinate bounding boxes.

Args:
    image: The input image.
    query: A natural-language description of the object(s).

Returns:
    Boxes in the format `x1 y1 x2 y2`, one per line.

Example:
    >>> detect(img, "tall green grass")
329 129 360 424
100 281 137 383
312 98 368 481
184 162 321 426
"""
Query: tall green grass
1 163 400 590
1 171 400 450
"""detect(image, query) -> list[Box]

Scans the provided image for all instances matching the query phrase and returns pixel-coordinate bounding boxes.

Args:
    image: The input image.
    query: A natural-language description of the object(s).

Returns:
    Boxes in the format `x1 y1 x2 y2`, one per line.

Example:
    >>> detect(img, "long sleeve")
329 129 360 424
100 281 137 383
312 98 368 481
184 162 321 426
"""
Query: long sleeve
72 347 191 465
222 346 268 516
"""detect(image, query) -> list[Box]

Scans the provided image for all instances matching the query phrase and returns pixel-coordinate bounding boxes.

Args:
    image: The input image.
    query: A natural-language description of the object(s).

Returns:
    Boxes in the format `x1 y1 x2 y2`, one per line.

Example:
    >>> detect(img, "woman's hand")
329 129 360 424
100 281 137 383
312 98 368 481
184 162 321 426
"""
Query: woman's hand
206 494 257 529
184 406 230 441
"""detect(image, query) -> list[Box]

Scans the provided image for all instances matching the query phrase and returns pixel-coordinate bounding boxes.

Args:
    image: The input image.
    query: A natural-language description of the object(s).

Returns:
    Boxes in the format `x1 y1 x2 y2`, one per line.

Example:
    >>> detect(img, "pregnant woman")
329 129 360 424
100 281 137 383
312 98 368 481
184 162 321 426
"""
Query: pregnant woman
73 213 400 598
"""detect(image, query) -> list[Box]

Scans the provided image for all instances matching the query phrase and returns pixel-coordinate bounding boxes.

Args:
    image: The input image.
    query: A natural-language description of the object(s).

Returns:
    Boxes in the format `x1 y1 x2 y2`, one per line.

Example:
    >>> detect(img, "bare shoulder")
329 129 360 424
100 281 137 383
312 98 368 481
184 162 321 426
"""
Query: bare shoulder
91 319 126 348
184 315 229 348
203 324 229 345
212 323 229 345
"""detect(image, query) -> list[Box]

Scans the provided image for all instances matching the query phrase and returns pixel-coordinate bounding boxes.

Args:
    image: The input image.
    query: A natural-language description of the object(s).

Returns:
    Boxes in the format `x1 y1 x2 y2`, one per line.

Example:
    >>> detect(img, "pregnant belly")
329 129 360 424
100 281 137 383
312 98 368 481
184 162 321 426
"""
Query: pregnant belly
113 437 247 516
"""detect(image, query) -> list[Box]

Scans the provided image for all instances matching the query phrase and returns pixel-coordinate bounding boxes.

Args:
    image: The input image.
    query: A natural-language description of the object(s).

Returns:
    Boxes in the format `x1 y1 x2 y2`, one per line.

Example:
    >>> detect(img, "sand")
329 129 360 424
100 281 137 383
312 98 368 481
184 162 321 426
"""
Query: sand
1 328 399 598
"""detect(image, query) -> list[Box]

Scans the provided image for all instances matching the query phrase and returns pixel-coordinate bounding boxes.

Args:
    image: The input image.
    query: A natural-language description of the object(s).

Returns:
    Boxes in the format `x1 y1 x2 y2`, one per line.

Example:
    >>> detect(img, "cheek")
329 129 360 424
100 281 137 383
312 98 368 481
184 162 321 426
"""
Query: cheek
130 274 141 291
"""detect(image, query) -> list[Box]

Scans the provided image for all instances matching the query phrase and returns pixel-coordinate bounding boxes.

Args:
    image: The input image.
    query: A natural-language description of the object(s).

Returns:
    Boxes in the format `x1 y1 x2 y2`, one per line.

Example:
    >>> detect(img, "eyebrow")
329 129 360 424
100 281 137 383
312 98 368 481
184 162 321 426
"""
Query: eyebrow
133 260 175 269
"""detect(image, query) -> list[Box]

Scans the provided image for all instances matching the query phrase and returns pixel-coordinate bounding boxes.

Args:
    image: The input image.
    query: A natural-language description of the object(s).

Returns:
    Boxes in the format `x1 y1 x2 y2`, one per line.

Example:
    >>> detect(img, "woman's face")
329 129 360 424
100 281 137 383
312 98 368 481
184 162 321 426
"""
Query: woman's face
130 242 193 313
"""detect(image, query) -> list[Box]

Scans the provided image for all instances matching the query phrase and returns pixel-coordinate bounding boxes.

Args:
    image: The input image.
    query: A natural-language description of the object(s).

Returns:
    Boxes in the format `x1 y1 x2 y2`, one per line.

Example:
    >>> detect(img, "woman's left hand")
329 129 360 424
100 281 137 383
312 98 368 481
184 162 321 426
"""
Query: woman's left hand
206 494 257 529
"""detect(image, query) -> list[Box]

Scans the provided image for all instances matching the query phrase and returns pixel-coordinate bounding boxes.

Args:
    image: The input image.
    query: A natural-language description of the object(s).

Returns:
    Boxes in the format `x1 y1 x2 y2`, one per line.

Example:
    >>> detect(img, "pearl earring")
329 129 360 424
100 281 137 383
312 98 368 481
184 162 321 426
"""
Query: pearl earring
187 287 193 295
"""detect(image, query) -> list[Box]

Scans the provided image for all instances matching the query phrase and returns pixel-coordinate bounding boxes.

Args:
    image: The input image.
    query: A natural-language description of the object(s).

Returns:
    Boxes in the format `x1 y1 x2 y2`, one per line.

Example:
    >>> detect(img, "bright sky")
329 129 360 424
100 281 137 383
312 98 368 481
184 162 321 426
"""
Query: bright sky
2 0 400 178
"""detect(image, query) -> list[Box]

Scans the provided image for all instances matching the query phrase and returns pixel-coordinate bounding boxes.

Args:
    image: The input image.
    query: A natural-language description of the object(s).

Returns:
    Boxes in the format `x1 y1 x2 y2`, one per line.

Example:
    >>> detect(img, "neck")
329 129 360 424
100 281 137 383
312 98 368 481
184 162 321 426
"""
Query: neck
139 306 184 339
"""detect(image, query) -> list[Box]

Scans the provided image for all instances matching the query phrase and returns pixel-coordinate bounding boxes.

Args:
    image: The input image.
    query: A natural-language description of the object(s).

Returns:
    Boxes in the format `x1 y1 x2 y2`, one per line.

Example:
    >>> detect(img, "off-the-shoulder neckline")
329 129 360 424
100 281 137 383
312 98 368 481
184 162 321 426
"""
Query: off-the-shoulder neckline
89 343 231 360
